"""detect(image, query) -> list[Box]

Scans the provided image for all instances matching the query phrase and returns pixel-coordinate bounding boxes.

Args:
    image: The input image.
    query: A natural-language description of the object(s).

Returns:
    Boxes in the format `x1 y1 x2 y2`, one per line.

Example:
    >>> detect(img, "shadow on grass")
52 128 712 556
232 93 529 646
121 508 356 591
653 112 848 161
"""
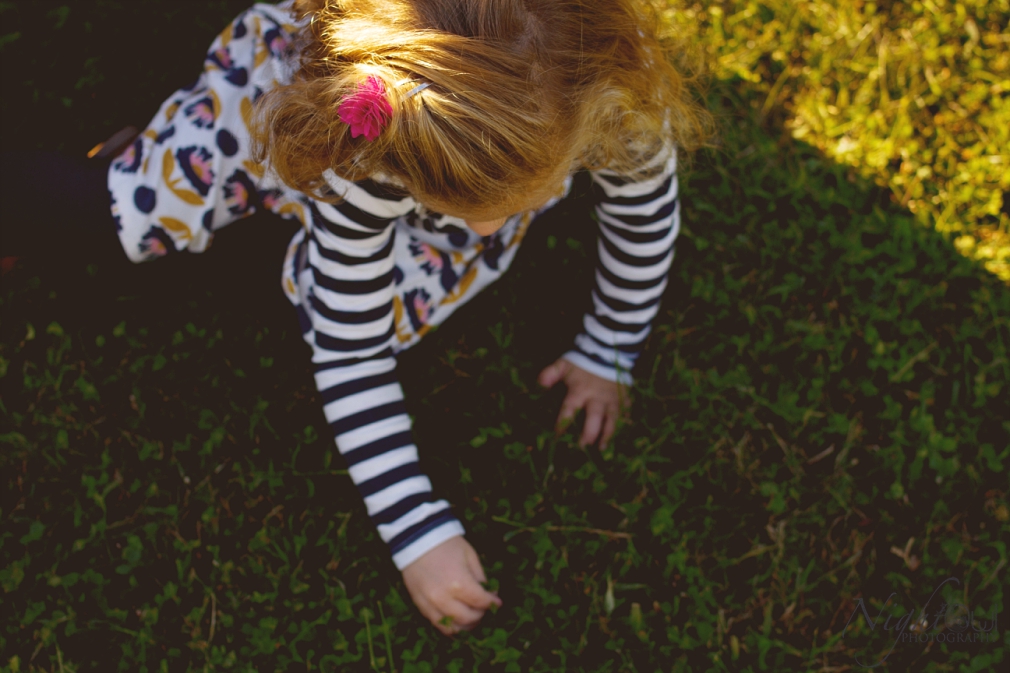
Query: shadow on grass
1 3 1007 672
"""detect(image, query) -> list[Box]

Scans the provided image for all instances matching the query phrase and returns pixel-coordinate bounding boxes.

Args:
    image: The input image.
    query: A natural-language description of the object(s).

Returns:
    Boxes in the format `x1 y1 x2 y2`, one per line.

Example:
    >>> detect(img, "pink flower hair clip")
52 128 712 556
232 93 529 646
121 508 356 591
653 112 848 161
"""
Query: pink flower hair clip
338 76 431 142
338 76 393 142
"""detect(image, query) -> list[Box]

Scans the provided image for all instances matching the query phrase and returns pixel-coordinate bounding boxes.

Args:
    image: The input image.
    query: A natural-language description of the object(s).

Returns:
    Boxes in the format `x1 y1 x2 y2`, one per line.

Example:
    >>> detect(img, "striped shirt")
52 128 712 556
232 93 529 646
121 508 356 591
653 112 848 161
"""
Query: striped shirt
301 150 680 569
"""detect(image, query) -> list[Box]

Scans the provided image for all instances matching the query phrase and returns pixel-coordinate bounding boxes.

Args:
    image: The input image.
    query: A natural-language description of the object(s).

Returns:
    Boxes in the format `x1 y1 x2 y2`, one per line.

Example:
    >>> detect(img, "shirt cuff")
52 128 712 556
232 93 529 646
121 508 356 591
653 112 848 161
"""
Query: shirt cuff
390 518 467 571
561 350 634 387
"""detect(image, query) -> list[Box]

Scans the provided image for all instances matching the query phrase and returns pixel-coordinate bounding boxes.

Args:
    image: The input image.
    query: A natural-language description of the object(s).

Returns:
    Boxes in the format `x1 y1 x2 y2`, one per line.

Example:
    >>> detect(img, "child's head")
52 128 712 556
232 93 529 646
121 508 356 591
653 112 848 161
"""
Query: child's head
253 0 711 218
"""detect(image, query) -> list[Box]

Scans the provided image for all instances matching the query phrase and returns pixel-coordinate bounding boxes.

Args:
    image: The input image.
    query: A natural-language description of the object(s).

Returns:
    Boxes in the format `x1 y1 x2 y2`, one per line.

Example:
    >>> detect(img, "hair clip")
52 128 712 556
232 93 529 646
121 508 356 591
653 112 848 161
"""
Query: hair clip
404 82 431 98
393 78 431 99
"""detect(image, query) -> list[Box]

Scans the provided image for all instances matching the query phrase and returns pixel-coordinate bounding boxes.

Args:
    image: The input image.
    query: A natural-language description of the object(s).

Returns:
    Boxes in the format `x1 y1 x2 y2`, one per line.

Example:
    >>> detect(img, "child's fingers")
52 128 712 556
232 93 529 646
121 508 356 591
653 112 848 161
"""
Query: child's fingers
556 385 590 431
555 397 581 433
537 359 570 389
453 576 501 611
579 401 605 447
462 542 490 585
442 598 485 629
422 593 481 635
600 409 618 449
458 550 501 609
434 614 459 636
412 592 446 632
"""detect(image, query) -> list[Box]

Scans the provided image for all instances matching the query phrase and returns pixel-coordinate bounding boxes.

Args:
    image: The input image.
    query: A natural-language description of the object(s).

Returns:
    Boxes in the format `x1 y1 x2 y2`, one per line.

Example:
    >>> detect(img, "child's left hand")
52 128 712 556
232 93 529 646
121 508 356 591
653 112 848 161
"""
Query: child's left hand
537 358 628 448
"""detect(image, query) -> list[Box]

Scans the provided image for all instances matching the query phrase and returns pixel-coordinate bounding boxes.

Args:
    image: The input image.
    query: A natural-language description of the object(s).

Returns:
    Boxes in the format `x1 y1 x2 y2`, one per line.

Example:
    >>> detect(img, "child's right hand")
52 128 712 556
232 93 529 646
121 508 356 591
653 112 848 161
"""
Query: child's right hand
401 535 502 636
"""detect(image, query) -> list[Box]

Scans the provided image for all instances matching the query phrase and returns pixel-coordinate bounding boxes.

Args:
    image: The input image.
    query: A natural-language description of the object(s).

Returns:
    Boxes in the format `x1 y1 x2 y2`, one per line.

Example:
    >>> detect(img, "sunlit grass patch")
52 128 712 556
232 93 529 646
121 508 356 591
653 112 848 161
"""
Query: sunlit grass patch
667 0 1010 280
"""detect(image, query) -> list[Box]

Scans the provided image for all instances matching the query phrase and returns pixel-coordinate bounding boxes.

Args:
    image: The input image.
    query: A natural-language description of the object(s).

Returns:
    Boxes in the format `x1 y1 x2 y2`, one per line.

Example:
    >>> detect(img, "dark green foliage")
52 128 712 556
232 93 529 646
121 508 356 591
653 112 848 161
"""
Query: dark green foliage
1 2 1007 672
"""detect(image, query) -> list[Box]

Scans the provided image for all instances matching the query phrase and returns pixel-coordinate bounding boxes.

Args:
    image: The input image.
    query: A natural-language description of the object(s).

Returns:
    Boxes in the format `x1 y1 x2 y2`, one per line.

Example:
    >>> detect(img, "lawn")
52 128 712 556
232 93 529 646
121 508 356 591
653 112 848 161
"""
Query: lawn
1 1 1008 672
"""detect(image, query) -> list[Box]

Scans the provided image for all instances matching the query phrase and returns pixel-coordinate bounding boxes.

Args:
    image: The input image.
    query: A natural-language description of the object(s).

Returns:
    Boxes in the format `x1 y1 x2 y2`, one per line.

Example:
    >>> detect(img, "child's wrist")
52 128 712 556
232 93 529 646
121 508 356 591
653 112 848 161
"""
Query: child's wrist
392 518 466 571
561 351 634 387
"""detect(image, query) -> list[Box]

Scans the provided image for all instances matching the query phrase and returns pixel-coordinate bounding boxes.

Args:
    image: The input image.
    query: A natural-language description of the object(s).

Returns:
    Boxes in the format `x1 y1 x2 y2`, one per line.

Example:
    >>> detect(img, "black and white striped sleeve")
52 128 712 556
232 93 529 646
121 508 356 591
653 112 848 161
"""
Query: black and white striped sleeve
308 171 465 570
563 145 679 386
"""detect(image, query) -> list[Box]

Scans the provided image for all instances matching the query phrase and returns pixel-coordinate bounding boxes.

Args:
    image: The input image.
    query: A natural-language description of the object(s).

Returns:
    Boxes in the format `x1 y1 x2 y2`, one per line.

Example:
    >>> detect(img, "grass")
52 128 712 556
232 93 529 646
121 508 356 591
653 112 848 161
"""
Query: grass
1 1 1008 671
664 0 1010 281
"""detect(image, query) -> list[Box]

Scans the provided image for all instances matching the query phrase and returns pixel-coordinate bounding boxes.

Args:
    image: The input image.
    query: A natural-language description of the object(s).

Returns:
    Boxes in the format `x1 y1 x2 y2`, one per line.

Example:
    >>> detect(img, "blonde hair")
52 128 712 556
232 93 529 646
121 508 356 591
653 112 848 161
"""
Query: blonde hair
252 0 712 209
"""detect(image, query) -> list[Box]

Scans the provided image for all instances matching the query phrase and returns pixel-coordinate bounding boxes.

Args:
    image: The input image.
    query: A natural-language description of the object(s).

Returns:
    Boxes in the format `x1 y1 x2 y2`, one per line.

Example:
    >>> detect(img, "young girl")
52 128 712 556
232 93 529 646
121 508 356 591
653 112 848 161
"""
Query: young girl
8 0 709 636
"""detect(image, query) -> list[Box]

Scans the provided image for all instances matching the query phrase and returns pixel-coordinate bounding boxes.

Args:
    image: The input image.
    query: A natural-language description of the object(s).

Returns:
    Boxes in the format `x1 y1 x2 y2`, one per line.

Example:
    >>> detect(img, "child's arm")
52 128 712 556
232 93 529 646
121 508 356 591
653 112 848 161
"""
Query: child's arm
307 172 499 634
306 178 463 562
540 145 680 446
